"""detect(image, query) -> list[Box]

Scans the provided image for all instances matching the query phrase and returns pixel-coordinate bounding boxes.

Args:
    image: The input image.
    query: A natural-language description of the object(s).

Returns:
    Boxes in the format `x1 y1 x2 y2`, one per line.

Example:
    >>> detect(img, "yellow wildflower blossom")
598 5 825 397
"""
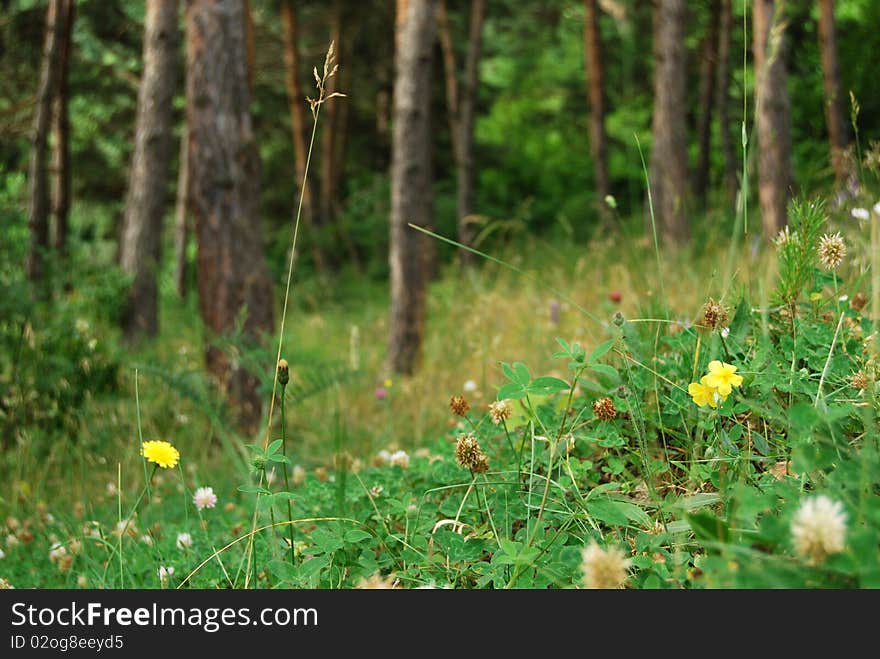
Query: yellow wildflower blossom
140 441 180 469
702 361 743 397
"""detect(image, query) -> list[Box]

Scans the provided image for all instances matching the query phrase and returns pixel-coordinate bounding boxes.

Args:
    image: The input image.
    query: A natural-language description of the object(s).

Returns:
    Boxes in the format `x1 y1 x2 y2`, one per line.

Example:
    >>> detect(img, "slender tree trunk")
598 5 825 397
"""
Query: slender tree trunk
694 0 720 205
456 0 485 266
817 0 850 184
27 0 64 282
583 0 610 214
436 0 459 159
319 2 341 228
173 125 190 297
754 0 794 236
51 0 74 255
187 0 275 431
648 0 689 242
243 0 255 93
715 0 737 203
388 0 435 375
280 0 322 270
119 0 179 339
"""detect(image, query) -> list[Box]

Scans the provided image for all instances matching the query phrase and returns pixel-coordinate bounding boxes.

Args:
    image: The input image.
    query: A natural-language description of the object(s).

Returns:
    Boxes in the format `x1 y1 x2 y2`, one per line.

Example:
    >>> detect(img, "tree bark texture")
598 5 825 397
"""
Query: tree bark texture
648 0 689 242
186 0 275 431
173 124 190 297
817 0 851 184
27 0 65 282
694 0 720 205
388 0 435 375
51 0 74 255
455 0 485 265
280 0 318 267
754 0 794 235
120 0 179 339
715 0 738 203
583 0 610 211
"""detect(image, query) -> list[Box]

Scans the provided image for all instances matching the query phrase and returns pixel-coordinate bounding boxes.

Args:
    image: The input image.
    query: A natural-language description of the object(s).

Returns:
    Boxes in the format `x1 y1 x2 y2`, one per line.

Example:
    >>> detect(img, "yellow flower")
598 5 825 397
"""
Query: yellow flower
702 361 743 397
140 441 180 469
688 379 720 408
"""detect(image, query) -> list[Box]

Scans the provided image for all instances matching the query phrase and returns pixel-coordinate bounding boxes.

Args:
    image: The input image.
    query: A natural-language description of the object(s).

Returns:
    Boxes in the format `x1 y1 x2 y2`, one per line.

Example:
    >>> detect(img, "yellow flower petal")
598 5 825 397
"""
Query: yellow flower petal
141 440 180 469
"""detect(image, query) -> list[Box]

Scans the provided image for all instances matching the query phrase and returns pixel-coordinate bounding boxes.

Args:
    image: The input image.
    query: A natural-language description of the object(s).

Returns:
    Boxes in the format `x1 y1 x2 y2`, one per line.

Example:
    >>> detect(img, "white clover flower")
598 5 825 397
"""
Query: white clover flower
791 495 847 563
141 534 153 546
581 541 631 589
5 534 19 549
176 533 193 551
463 380 478 393
0 548 5 560
851 207 870 221
291 465 306 486
158 566 174 584
873 201 880 216
720 327 730 339
389 450 410 469
192 486 218 511
375 450 392 466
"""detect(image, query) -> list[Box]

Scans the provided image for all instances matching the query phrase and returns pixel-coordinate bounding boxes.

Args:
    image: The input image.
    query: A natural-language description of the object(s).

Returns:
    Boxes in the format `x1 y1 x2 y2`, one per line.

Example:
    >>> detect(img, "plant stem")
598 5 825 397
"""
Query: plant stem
280 382 295 565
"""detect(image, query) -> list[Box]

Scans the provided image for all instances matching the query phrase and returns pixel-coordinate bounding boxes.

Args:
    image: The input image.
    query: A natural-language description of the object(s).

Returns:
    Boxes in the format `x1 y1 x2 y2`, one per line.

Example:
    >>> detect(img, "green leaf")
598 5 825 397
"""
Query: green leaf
267 453 292 465
589 339 616 363
237 484 270 495
527 376 570 395
267 439 284 456
266 559 298 584
513 362 531 385
686 511 730 548
344 530 373 544
501 362 517 383
590 364 619 381
498 383 527 400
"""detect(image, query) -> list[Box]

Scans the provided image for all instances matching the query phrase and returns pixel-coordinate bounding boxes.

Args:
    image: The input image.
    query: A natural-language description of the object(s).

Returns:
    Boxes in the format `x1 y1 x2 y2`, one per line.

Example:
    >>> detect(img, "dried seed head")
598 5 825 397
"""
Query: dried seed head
580 541 631 589
849 370 871 392
851 292 868 313
449 395 470 417
454 433 489 474
791 495 847 564
592 397 618 421
818 232 847 270
700 298 729 331
488 399 512 425
277 359 289 386
355 573 399 589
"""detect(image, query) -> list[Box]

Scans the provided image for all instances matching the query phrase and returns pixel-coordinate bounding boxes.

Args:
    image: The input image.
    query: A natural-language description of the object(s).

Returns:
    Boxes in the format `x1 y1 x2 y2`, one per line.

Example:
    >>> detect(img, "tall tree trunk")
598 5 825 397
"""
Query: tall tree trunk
693 0 720 205
173 125 190 297
456 0 485 266
119 0 179 339
388 0 435 375
319 2 341 228
27 0 65 282
280 0 322 270
243 0 255 93
648 0 689 242
51 0 74 255
583 0 610 215
817 0 850 184
187 0 274 431
436 0 459 158
754 0 793 236
715 0 737 203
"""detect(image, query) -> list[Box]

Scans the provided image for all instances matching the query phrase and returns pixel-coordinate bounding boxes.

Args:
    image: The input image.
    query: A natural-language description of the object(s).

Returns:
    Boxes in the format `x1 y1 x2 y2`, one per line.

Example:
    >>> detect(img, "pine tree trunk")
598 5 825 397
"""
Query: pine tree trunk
715 0 738 203
648 0 689 242
694 0 720 205
817 0 850 184
388 0 435 375
119 0 179 339
280 0 322 270
583 0 610 213
186 0 275 431
27 0 65 282
51 0 74 256
456 0 485 266
754 0 794 236
173 125 190 297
